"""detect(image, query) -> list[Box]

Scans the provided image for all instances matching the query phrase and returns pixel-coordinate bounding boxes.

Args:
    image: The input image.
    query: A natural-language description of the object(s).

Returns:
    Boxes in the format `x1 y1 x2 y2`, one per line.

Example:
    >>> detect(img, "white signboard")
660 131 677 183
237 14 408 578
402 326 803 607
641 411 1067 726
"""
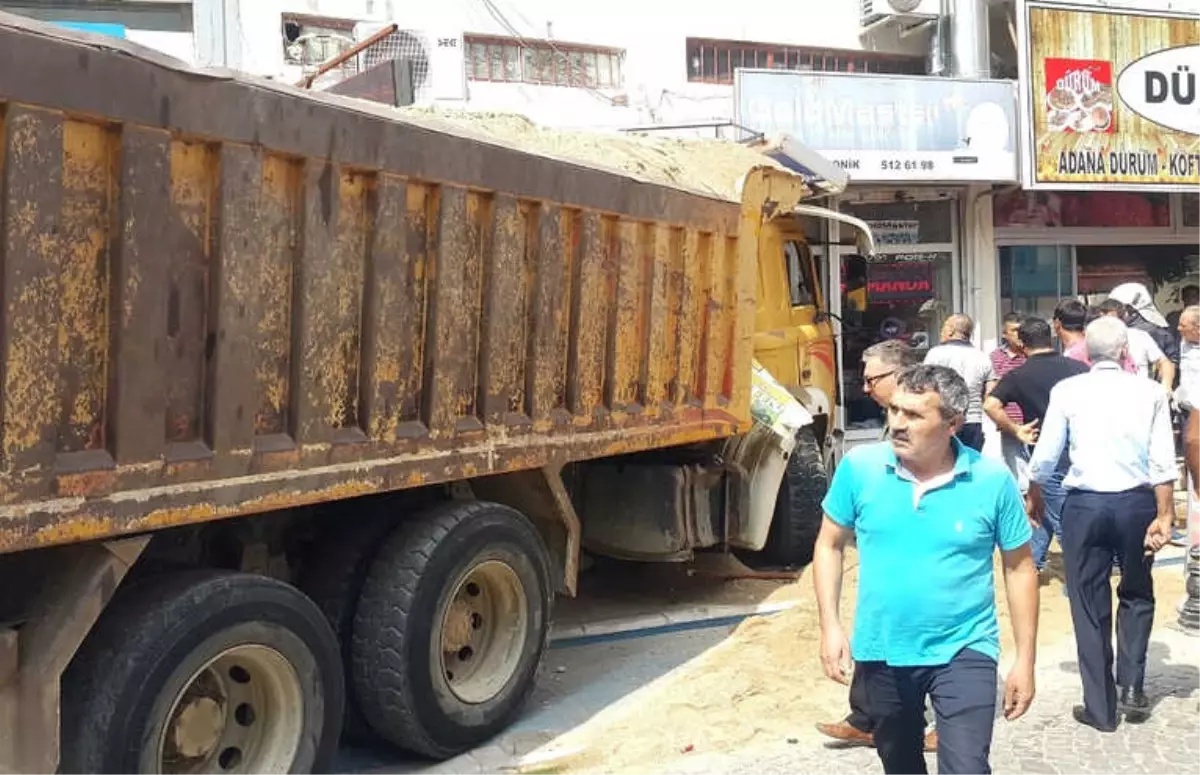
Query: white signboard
735 70 1020 183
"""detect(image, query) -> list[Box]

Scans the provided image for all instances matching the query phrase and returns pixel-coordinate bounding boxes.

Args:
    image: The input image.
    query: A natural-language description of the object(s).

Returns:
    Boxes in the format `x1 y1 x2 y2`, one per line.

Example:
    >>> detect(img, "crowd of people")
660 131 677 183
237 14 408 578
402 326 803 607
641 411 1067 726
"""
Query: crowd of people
812 281 1199 774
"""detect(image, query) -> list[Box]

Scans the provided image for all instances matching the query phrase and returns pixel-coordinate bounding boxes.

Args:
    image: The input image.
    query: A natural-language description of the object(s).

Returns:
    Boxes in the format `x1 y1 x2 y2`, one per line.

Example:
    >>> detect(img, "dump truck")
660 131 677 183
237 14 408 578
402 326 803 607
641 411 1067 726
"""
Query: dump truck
0 14 873 773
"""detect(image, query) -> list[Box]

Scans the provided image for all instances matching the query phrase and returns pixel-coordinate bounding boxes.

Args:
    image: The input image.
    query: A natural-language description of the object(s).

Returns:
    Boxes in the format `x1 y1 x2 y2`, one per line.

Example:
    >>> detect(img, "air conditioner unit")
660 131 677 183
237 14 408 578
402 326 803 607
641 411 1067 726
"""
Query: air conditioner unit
352 22 467 102
861 0 941 27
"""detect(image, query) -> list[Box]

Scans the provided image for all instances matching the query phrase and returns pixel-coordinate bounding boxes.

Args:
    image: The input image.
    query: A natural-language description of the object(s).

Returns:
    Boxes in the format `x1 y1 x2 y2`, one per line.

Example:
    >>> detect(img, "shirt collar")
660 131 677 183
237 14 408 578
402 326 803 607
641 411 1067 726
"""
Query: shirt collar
884 437 972 479
943 339 972 347
1091 360 1122 372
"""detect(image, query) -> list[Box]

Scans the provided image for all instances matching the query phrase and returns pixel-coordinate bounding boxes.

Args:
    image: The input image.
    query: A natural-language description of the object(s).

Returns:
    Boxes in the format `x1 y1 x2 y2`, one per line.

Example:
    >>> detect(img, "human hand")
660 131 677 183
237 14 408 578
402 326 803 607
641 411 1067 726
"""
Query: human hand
1143 515 1174 554
1004 659 1035 721
1025 488 1044 528
820 625 852 685
1015 418 1039 446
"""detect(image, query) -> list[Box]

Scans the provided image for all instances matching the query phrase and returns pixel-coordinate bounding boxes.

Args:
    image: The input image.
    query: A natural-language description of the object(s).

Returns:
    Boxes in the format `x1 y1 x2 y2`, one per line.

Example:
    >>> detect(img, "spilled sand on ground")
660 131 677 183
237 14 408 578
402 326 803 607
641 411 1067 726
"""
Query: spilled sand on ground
523 551 1187 774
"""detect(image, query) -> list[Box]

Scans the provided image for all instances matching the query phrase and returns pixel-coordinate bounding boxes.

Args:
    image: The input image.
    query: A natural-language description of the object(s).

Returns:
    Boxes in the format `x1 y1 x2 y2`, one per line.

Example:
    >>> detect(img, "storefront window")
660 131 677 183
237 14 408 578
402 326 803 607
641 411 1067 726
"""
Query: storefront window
1182 193 1199 229
993 190 1172 228
1076 245 1198 306
999 245 1074 322
838 200 956 432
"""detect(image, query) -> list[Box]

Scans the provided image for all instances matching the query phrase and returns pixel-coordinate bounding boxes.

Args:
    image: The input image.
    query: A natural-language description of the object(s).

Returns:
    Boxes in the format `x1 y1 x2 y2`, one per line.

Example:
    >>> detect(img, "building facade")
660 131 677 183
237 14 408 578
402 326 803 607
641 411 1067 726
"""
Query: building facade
996 0 1198 342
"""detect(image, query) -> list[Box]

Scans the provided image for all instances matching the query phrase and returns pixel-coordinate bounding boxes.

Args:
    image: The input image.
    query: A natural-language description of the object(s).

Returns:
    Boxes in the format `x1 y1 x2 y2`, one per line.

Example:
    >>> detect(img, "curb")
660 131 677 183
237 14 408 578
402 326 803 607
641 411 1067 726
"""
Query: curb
548 599 799 648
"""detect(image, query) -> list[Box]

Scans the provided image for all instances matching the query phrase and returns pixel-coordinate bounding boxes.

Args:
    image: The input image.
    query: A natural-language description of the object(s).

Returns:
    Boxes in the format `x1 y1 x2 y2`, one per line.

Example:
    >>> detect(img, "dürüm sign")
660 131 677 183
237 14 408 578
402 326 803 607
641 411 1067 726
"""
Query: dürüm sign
1017 0 1200 191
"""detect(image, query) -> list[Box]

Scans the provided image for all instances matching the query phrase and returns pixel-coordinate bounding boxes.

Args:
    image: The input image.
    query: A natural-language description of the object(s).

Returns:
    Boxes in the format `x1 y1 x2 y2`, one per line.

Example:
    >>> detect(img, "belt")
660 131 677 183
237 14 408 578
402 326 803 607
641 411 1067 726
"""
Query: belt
1066 486 1154 496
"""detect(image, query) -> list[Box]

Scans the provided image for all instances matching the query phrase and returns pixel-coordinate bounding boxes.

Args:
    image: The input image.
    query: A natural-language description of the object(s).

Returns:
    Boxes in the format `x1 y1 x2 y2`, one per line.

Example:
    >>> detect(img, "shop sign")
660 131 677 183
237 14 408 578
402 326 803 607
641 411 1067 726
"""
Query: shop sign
734 70 1019 183
1017 1 1200 191
866 220 920 246
867 261 935 302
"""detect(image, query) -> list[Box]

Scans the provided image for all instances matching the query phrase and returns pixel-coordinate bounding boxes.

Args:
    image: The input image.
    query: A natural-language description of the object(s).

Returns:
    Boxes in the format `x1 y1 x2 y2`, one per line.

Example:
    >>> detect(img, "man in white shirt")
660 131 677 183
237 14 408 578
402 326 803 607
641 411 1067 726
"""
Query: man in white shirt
1176 306 1200 410
924 314 996 452
1028 317 1177 732
1098 299 1175 389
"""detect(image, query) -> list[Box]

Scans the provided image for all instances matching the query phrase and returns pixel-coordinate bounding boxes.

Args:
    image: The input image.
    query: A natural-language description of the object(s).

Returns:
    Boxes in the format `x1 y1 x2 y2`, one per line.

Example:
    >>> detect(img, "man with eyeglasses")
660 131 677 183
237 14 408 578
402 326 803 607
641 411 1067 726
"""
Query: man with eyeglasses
817 338 938 753
862 340 921 440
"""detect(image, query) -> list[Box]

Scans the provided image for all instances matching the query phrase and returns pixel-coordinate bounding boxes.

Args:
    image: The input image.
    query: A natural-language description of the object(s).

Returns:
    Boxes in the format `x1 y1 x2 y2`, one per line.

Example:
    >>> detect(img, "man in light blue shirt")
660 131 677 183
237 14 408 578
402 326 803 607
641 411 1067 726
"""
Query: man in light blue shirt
1028 316 1177 733
814 365 1039 774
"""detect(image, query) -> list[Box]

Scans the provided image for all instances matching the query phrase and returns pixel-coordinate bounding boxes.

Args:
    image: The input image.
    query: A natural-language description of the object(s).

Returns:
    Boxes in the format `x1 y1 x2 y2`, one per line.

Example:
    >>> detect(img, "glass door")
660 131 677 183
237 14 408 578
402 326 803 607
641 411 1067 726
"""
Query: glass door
834 199 960 439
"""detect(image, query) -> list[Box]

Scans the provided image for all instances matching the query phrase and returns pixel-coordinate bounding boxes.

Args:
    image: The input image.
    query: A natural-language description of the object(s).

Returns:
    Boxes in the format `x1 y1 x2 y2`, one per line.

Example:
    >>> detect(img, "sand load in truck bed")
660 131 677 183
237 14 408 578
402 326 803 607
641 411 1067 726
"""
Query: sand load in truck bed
377 108 792 205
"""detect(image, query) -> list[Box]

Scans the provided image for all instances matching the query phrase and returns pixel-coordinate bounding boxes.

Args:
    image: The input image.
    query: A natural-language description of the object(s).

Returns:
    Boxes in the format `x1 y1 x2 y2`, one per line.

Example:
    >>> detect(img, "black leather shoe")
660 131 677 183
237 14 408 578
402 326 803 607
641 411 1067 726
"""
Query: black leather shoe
1119 687 1150 723
1072 705 1117 733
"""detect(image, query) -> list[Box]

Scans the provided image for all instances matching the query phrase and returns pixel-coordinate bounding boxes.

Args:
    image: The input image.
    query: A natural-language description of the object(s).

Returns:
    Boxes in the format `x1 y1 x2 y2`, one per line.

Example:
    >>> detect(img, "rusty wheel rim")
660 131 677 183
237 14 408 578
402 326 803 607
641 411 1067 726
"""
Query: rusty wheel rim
437 560 528 704
157 645 304 774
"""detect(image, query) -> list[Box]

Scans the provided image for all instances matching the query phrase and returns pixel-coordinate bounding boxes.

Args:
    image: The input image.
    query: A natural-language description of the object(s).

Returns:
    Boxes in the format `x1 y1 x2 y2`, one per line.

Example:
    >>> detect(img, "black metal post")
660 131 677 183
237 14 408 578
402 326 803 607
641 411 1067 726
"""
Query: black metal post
1179 543 1200 632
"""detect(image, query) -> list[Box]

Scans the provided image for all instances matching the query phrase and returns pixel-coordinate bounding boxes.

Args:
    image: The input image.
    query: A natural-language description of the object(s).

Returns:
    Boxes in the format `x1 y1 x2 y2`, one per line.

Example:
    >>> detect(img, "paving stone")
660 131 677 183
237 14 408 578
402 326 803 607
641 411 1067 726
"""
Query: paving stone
664 626 1198 775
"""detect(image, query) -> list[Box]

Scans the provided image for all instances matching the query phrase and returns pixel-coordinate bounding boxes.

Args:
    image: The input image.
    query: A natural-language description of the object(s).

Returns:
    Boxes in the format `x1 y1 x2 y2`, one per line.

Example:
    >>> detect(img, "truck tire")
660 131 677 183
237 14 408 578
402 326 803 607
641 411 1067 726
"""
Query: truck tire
299 514 397 743
61 571 344 774
764 427 829 567
351 501 553 759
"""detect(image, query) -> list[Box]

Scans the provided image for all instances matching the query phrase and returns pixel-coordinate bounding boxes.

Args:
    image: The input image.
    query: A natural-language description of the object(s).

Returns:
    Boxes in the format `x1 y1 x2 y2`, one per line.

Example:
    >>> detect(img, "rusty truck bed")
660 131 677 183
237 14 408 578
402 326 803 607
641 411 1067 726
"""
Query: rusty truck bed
0 15 770 554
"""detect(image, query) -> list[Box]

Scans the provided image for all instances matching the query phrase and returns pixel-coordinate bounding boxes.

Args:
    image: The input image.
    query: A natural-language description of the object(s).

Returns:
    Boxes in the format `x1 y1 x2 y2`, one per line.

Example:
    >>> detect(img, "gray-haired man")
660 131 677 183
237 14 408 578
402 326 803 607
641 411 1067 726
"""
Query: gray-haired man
863 340 921 440
1029 316 1177 732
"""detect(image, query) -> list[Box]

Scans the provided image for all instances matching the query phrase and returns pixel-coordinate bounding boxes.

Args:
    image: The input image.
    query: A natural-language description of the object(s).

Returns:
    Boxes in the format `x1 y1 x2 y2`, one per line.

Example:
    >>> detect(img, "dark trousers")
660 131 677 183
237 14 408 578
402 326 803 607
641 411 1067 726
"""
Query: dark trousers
861 648 997 774
847 662 873 732
956 423 985 452
1062 488 1157 728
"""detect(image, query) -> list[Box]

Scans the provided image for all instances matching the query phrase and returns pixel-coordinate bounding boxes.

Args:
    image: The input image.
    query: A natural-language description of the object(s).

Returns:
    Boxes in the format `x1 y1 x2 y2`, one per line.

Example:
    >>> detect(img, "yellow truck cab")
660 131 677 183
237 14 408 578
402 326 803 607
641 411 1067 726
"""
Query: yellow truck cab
750 139 875 451
736 138 875 566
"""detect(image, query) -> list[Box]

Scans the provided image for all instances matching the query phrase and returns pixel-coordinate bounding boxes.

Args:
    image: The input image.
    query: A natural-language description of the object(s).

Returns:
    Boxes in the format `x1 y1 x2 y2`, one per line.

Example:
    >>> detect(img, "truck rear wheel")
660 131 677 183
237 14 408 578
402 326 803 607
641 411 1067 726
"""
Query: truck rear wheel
351 501 552 759
61 571 344 774
764 427 829 567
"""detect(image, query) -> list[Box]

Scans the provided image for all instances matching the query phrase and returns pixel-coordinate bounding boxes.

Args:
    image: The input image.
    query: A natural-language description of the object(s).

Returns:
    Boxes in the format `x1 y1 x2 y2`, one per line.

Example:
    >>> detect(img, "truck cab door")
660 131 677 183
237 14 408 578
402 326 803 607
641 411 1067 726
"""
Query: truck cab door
752 225 835 424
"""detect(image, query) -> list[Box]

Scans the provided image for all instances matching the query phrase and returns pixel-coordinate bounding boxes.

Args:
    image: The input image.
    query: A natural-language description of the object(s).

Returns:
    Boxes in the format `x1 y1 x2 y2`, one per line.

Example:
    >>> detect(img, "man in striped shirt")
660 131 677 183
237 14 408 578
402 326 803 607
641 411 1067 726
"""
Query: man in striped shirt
992 312 1027 487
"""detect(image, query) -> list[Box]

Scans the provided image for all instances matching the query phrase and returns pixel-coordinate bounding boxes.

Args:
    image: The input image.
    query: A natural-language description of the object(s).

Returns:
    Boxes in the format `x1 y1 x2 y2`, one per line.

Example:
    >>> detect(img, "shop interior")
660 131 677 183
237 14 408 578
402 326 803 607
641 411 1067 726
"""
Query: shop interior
997 190 1198 346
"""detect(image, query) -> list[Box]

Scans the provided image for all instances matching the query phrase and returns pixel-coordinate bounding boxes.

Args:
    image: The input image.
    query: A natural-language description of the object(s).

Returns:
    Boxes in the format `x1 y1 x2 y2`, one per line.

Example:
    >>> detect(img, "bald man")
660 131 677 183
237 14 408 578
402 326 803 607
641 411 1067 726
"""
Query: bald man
1178 306 1199 409
924 314 997 451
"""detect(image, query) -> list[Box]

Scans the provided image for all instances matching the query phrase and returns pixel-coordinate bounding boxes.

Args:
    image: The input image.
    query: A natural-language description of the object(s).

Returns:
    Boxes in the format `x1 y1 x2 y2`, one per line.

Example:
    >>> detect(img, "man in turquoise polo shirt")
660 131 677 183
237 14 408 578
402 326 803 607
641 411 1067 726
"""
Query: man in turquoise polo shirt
814 364 1040 774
